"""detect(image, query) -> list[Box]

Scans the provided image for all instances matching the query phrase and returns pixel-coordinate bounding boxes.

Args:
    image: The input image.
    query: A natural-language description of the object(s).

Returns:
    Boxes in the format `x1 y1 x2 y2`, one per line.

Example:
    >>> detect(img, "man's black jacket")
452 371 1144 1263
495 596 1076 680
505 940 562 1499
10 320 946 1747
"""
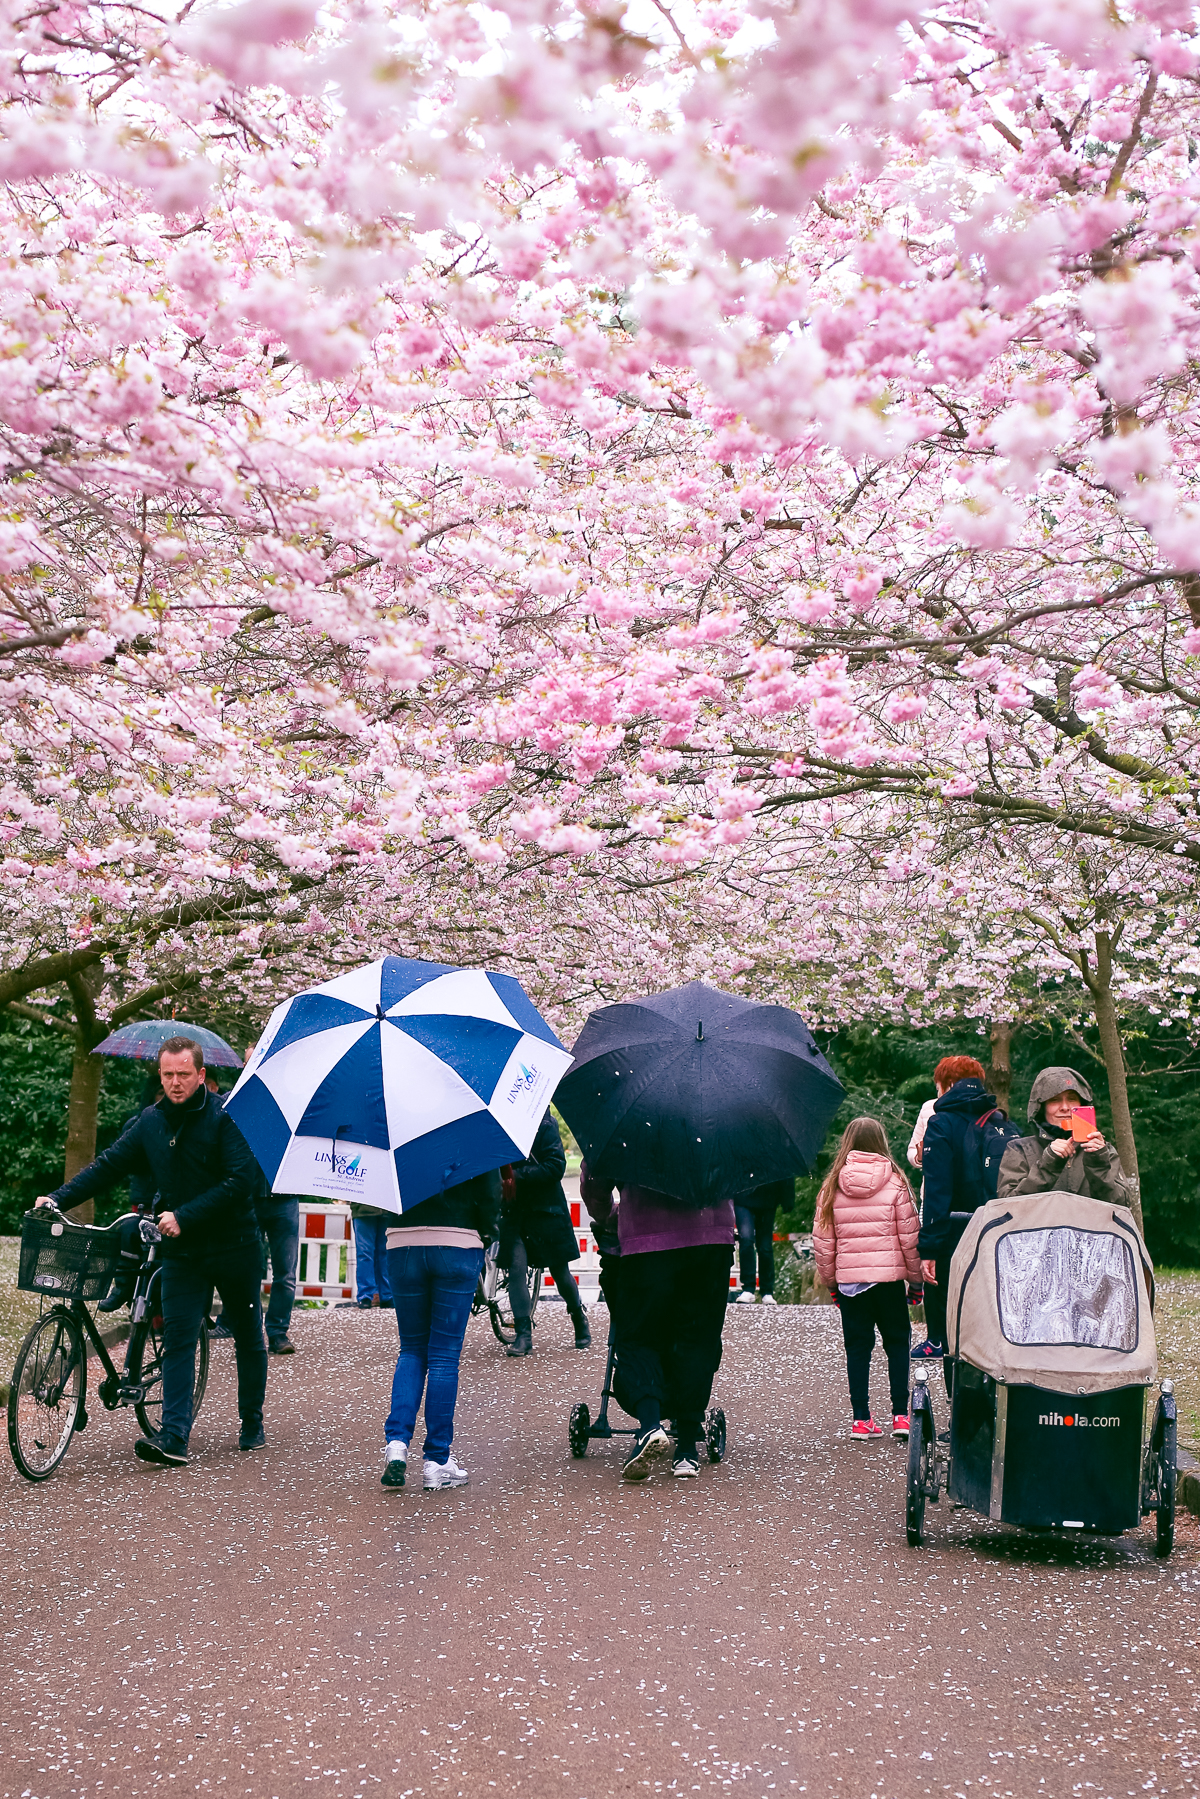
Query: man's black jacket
50 1087 259 1257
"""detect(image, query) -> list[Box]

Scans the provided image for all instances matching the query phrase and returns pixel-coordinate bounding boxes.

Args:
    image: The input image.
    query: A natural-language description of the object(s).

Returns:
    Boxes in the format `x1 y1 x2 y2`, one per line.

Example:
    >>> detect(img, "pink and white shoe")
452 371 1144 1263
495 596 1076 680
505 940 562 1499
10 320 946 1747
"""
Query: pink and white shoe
849 1418 884 1443
892 1414 910 1439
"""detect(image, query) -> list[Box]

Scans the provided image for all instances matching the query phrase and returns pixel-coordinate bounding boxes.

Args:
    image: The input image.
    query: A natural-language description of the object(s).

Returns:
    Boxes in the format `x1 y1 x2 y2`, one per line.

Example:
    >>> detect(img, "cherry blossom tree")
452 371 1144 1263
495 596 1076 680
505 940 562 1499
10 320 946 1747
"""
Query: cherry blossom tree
4 0 1200 1196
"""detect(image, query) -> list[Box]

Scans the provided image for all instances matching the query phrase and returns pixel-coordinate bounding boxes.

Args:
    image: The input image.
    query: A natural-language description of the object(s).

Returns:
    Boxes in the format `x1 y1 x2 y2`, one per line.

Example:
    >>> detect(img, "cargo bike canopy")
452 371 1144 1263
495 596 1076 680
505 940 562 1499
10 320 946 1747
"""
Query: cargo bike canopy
947 1192 1156 1395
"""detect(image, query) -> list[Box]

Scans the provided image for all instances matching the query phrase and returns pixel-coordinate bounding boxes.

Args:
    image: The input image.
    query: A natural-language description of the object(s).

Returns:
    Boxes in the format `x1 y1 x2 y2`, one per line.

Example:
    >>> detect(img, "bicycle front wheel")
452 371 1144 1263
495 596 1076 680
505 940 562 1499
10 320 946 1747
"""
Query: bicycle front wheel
8 1307 86 1480
133 1303 210 1440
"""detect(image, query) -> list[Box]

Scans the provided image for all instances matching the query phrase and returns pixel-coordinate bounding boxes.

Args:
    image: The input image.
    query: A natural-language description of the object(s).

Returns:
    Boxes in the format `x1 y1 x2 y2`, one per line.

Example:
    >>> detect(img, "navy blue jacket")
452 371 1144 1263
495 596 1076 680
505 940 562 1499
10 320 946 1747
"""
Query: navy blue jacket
50 1087 259 1257
917 1078 996 1259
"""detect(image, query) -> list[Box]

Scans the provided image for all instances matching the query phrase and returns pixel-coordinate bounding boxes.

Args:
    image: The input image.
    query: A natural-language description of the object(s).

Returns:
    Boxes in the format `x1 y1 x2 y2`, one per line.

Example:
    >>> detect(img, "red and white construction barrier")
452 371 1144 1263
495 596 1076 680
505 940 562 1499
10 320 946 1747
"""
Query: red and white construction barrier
263 1200 355 1307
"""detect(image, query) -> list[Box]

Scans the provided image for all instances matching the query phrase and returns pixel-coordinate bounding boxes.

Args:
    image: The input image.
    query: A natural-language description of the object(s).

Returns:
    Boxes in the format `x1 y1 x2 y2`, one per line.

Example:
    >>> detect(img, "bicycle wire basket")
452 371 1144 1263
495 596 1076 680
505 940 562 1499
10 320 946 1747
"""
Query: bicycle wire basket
18 1209 125 1302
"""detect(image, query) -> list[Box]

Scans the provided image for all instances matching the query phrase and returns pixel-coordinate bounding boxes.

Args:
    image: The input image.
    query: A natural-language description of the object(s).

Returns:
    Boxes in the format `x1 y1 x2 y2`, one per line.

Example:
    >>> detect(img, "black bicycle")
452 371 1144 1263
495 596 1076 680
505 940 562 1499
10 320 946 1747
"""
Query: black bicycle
472 1242 543 1346
7 1205 210 1481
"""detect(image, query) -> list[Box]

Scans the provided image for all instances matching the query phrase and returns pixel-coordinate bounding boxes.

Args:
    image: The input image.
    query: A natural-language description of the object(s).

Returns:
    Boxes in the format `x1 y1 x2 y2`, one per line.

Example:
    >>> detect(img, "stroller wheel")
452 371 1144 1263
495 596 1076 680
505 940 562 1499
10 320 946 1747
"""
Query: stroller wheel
569 1402 591 1459
704 1407 726 1464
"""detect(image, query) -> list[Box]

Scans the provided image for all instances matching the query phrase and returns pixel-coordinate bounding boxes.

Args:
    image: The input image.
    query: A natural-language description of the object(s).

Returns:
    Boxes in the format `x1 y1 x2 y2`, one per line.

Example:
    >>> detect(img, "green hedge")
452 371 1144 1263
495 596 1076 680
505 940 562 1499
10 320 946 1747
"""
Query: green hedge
0 1016 157 1232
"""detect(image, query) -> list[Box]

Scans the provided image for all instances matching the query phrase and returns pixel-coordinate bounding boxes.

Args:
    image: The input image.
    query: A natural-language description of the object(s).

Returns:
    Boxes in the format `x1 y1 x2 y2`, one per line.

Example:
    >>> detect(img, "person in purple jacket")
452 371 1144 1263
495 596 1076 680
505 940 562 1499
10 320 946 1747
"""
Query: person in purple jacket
581 1162 734 1481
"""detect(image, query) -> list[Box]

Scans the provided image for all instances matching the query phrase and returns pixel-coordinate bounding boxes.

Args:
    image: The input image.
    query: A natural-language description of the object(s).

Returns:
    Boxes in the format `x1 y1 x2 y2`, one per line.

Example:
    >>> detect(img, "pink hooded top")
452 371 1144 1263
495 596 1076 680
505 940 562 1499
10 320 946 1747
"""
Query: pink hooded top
812 1151 921 1289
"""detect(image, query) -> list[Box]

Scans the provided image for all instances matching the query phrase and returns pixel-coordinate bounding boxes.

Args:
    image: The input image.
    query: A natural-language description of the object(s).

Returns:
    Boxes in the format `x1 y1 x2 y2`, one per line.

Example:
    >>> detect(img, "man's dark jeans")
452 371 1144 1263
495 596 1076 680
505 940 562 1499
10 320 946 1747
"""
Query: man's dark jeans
618 1243 733 1447
734 1201 777 1296
161 1249 268 1444
838 1281 911 1421
257 1197 300 1343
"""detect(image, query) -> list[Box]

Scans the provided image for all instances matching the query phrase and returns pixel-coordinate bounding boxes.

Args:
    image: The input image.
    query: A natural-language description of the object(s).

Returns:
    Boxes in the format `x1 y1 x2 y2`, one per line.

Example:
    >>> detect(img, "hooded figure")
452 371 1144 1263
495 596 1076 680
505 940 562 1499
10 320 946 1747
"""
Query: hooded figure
997 1065 1133 1206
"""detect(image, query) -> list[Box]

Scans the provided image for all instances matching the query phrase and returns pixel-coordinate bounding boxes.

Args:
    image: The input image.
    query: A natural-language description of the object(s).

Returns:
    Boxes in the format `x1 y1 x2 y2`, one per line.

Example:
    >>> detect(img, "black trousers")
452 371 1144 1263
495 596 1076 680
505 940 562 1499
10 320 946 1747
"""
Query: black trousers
161 1248 268 1444
509 1237 581 1324
618 1244 733 1446
735 1201 776 1295
923 1266 947 1349
838 1281 912 1421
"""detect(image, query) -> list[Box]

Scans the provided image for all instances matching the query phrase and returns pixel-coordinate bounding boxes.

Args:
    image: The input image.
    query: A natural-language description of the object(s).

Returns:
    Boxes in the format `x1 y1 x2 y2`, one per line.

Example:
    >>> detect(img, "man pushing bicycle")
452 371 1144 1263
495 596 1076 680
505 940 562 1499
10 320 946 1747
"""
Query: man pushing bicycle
37 1035 265 1467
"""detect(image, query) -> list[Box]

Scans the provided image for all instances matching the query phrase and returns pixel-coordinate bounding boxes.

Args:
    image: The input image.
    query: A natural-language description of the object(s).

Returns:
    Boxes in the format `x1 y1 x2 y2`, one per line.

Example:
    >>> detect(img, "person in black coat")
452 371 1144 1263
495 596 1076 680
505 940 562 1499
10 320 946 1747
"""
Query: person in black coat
916 1055 995 1384
38 1035 266 1467
500 1110 590 1356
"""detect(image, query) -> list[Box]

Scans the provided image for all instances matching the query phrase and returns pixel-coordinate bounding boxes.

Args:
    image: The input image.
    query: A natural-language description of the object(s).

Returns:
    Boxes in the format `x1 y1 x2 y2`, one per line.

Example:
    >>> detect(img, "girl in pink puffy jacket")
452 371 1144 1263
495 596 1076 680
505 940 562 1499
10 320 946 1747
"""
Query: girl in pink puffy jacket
812 1117 922 1444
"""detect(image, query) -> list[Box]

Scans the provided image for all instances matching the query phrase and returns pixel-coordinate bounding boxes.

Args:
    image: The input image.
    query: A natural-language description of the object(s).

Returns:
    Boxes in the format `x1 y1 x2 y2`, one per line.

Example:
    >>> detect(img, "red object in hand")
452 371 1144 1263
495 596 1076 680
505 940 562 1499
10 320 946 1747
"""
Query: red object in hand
501 1165 516 1204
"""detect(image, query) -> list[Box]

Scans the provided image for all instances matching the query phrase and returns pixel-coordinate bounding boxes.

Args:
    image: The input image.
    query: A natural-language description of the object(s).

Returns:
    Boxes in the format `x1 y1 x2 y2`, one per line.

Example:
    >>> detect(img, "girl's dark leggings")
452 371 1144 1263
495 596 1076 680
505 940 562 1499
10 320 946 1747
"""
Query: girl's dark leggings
838 1281 912 1421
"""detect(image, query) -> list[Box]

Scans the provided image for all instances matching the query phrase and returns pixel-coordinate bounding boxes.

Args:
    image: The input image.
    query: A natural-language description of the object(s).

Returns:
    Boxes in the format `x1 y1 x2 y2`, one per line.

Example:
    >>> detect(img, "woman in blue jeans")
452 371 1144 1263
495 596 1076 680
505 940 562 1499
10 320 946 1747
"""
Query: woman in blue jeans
381 1168 501 1491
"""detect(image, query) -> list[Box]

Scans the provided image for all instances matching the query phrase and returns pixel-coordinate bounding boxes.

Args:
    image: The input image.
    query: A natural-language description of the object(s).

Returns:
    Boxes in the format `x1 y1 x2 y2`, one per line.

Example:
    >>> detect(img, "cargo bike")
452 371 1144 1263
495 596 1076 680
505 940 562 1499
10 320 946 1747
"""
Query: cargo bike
905 1191 1176 1557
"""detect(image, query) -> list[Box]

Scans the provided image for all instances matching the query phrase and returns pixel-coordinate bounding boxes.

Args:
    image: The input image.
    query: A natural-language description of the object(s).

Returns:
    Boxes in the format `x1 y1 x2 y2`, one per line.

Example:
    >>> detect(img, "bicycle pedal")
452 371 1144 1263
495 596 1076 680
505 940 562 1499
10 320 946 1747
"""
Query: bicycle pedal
76 1408 89 1432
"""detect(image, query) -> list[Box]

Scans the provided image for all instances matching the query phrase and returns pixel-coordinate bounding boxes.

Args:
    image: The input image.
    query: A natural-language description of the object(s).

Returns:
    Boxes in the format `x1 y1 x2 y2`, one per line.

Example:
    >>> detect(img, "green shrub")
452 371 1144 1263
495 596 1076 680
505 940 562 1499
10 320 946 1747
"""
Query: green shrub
0 1017 148 1232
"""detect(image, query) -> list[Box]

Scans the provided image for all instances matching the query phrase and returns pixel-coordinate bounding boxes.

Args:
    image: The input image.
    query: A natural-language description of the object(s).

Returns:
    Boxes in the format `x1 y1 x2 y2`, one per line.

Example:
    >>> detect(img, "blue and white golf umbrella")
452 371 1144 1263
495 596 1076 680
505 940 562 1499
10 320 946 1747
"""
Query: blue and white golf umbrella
225 957 574 1214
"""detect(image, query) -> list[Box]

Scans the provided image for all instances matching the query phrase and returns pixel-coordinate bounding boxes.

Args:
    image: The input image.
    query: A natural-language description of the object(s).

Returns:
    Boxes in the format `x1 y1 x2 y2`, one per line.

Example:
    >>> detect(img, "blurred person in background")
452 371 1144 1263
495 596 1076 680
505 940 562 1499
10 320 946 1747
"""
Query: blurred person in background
501 1109 591 1357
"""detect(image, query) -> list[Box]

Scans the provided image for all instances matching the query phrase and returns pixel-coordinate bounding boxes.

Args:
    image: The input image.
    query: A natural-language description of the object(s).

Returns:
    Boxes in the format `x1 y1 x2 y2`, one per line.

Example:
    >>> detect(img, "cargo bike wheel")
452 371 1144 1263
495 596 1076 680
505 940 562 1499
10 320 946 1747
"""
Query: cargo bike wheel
1146 1388 1177 1560
906 1382 936 1547
8 1307 86 1481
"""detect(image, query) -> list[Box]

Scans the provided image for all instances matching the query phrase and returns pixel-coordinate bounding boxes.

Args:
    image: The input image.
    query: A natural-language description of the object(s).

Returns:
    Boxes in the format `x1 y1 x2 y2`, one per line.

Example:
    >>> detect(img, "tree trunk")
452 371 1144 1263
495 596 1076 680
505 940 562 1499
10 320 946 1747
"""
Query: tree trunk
986 1018 1015 1115
62 1032 103 1222
1088 929 1142 1233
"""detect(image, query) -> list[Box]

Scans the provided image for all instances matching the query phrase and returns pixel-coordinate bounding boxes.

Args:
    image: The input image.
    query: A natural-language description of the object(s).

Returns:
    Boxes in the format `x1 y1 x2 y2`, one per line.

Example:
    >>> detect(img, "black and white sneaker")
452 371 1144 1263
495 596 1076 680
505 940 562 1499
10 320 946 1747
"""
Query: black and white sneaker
672 1449 700 1478
621 1426 671 1481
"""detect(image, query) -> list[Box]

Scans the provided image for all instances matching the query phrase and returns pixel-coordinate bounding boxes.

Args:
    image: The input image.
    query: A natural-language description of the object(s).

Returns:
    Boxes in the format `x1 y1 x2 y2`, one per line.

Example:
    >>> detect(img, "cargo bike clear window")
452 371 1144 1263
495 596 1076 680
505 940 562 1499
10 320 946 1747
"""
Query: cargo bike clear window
995 1228 1139 1352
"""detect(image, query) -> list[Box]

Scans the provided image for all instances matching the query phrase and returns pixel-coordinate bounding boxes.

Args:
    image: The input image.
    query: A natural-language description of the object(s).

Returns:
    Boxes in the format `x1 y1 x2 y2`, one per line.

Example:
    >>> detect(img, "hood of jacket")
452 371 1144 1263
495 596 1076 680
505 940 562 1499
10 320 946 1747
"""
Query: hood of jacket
837 1150 898 1198
1027 1065 1094 1122
932 1078 994 1118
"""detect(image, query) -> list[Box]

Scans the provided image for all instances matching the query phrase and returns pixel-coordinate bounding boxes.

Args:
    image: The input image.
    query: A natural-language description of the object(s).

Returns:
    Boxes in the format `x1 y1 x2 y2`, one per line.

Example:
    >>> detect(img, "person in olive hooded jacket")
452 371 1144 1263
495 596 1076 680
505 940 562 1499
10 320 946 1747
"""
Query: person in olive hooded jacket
998 1065 1134 1206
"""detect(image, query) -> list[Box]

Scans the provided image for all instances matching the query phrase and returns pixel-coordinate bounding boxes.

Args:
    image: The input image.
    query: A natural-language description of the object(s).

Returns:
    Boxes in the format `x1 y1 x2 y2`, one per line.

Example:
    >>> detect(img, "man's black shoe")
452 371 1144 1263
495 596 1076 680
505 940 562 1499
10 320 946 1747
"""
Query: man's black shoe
97 1281 134 1314
268 1336 296 1355
239 1422 267 1452
135 1434 189 1467
209 1319 234 1340
506 1326 533 1357
571 1312 592 1350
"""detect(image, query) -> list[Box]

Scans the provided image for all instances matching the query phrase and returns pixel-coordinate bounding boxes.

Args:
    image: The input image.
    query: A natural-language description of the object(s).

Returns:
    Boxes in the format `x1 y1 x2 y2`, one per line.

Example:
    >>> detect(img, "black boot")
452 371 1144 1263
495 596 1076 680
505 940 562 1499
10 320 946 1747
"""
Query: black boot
98 1270 138 1313
571 1308 592 1350
507 1323 533 1357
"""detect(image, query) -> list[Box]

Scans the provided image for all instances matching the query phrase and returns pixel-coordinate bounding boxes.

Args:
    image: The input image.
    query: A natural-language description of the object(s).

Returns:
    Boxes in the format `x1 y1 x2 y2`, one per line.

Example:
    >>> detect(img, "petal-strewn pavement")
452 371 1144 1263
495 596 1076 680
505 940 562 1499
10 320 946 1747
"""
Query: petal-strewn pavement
3 1304 1197 1798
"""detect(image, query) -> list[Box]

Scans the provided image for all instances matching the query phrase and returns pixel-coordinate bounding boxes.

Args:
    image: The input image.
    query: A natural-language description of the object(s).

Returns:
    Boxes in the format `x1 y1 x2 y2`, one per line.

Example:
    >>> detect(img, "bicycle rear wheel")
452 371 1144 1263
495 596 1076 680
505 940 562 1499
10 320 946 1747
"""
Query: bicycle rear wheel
8 1307 86 1480
132 1278 210 1439
490 1267 544 1344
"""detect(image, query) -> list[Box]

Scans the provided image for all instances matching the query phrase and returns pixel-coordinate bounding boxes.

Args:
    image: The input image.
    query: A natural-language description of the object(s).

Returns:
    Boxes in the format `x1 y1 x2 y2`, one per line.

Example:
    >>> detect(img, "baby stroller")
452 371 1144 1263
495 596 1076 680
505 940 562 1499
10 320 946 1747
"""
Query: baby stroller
567 1242 727 1464
906 1190 1176 1557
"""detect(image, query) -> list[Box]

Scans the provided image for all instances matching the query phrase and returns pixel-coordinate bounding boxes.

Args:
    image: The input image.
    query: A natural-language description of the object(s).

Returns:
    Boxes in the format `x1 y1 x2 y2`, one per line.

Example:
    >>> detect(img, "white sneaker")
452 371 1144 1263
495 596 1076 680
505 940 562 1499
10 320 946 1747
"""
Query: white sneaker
760 1294 778 1307
734 1290 756 1305
423 1454 469 1490
381 1441 407 1488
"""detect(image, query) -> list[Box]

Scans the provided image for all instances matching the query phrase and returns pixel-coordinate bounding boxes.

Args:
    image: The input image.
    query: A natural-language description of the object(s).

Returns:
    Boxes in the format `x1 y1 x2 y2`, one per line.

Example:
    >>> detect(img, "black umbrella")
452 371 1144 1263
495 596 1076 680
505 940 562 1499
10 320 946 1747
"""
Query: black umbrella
554 980 845 1210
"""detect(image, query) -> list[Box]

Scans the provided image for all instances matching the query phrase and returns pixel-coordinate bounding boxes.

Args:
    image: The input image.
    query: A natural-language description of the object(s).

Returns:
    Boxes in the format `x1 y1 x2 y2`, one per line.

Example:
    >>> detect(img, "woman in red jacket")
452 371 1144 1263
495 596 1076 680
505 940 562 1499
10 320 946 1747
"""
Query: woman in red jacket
812 1117 922 1444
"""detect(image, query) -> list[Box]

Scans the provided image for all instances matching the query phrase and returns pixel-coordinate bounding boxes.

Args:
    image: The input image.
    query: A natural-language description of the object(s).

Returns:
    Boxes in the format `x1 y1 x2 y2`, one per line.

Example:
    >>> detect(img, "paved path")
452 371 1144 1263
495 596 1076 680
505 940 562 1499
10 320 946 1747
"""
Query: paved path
2 1305 1198 1799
